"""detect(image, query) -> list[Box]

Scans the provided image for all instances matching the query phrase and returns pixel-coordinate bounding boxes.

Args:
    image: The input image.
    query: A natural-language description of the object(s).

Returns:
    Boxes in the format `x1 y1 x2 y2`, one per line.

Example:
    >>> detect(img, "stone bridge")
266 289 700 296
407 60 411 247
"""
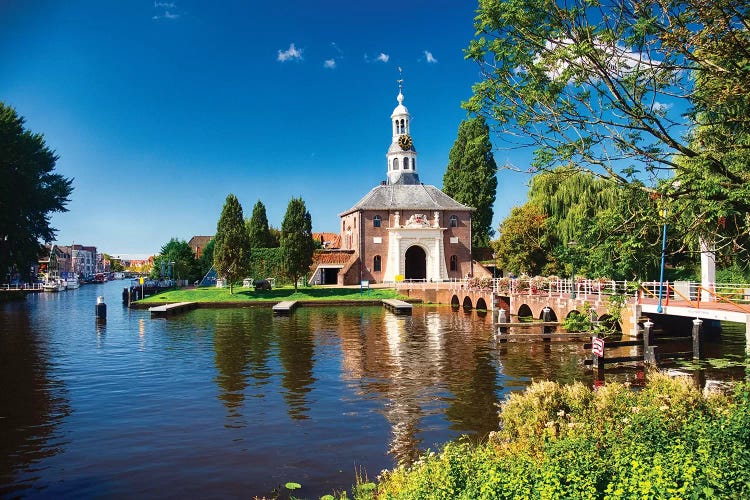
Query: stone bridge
398 281 641 336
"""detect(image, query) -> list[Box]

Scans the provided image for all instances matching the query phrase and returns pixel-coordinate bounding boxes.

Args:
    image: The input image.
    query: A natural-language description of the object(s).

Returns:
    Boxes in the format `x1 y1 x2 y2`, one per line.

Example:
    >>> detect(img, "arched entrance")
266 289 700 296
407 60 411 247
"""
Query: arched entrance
404 245 426 280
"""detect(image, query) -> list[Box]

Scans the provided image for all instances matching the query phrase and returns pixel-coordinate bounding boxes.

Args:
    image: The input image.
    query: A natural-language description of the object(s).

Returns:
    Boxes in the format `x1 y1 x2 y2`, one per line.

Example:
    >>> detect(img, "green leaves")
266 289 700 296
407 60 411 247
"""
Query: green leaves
279 197 314 291
0 102 73 281
214 194 251 294
443 116 498 250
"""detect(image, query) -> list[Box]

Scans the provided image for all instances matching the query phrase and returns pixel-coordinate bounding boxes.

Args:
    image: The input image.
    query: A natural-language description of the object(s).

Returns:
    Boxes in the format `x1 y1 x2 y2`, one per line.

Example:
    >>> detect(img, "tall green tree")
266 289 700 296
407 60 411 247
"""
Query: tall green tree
246 200 278 248
150 238 200 283
214 194 251 294
443 116 498 249
279 197 314 291
492 168 671 280
465 0 750 245
0 103 73 282
492 203 556 276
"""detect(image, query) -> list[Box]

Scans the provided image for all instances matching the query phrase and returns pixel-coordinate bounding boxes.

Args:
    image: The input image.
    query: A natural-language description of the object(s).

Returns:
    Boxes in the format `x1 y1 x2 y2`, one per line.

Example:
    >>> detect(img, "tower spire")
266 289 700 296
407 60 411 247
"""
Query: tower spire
386 69 419 185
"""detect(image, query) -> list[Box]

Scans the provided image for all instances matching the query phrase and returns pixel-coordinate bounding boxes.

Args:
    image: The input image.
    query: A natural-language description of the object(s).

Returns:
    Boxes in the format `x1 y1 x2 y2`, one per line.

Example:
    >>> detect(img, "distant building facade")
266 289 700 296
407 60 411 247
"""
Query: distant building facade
188 236 213 258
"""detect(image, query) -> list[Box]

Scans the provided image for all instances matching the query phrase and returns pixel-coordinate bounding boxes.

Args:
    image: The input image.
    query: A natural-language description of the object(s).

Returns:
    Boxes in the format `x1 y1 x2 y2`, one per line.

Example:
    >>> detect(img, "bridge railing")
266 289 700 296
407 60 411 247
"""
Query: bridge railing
639 281 750 312
489 277 633 299
1 282 44 291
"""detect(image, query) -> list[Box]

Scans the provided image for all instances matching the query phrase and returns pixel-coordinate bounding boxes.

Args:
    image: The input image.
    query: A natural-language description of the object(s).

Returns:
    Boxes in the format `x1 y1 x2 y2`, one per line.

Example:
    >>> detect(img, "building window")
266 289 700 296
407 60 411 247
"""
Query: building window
373 215 381 227
450 215 458 227
373 255 382 272
403 157 409 170
392 158 399 170
450 255 458 272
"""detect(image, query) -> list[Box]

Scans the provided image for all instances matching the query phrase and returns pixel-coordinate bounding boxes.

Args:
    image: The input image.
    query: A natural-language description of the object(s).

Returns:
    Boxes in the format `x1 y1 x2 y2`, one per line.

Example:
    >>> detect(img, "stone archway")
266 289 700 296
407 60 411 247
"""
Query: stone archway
405 245 427 280
518 304 533 319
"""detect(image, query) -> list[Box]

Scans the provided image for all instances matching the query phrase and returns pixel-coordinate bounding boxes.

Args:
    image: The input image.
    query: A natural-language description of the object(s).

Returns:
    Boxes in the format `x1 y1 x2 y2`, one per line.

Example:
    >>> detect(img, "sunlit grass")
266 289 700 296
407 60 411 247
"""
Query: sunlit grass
137 286 408 303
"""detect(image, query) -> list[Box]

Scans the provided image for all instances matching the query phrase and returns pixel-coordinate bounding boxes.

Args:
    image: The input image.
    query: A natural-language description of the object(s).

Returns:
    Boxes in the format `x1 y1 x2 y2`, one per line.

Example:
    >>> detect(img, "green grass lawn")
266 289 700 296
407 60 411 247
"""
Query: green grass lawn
137 286 409 303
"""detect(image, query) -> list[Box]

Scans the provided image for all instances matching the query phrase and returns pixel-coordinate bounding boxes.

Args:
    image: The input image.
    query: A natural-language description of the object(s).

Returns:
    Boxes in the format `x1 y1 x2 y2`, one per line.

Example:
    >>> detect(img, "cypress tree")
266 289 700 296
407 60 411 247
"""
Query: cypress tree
246 200 277 248
279 197 314 291
443 116 498 250
213 194 251 294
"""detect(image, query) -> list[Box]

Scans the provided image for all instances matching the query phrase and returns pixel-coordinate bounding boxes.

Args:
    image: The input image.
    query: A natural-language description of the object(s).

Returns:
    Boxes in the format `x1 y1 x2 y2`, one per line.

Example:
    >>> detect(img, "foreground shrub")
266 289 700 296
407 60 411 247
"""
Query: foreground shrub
372 373 750 499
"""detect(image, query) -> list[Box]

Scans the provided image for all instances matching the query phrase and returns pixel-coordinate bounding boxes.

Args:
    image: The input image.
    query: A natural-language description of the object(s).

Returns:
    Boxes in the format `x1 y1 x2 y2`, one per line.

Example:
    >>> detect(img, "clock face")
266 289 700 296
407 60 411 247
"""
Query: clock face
398 134 413 151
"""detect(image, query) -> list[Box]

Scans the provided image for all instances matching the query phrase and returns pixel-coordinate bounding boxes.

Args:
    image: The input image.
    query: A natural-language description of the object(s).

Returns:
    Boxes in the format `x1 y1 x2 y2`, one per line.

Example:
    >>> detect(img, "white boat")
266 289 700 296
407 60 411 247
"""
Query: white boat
66 275 80 289
43 280 66 292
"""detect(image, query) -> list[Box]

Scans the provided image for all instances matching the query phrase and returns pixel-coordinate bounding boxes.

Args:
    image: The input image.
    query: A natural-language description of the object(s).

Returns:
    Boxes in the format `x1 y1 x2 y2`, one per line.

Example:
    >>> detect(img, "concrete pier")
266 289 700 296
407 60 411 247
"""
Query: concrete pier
149 302 197 317
382 299 412 315
273 301 298 315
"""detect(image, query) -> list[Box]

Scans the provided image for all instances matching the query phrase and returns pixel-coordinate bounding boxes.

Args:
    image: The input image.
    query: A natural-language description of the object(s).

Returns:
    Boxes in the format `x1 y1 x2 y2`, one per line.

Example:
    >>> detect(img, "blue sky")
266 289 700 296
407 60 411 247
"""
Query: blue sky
1 0 531 258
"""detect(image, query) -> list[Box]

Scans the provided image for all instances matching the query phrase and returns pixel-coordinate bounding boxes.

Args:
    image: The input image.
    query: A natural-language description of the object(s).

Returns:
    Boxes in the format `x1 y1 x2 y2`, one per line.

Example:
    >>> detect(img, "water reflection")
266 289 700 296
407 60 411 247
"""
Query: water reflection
3 288 747 498
0 302 70 497
276 314 316 420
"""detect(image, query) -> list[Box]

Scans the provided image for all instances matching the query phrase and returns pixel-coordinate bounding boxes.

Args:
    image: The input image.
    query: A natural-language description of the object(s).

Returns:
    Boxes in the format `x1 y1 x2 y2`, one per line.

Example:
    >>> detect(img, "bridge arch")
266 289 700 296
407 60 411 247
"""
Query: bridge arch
450 295 460 309
566 309 583 319
539 307 558 321
598 314 622 332
517 304 533 319
476 297 488 311
462 296 473 311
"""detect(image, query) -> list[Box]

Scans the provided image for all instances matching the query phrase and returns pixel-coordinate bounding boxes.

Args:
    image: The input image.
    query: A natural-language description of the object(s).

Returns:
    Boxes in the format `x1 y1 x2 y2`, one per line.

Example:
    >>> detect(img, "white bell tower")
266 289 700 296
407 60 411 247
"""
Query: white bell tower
386 70 419 185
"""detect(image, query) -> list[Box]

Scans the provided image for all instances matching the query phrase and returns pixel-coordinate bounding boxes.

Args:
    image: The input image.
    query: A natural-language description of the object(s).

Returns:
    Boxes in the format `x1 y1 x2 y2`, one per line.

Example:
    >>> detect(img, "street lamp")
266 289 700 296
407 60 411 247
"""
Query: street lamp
656 209 668 313
568 240 577 299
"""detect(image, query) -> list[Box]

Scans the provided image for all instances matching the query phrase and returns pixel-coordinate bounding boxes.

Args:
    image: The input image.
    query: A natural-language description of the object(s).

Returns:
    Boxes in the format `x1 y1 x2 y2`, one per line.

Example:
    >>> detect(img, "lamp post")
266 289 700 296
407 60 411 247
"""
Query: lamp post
568 240 577 299
656 210 668 314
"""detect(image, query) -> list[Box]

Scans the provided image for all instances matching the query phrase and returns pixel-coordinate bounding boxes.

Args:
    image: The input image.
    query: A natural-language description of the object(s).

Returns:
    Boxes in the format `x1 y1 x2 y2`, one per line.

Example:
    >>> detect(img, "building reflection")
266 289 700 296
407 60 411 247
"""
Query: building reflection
0 306 70 496
338 306 501 463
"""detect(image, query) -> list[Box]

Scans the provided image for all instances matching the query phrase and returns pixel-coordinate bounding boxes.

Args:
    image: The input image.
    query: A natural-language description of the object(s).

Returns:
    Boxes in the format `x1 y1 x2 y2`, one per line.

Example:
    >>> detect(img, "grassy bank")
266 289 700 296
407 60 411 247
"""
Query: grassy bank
361 373 750 499
136 286 409 304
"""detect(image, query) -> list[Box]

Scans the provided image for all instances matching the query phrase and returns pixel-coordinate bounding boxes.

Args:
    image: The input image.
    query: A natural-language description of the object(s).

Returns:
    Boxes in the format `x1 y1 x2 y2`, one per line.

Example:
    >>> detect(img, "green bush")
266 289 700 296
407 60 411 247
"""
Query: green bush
371 374 750 499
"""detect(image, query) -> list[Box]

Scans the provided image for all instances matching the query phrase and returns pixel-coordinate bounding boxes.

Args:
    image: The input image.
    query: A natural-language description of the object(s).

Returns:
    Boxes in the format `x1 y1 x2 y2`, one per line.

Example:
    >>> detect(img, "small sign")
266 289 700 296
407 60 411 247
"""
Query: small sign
592 337 605 357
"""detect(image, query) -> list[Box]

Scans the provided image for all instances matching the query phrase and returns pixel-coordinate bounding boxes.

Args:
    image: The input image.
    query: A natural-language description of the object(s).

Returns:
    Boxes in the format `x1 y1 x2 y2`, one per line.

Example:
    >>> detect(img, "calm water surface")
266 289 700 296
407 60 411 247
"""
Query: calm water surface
1 281 746 498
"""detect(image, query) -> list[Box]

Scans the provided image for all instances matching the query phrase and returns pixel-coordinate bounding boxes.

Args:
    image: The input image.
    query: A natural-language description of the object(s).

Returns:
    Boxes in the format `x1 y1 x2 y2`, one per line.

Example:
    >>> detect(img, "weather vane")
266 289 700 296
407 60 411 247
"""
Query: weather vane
397 67 403 93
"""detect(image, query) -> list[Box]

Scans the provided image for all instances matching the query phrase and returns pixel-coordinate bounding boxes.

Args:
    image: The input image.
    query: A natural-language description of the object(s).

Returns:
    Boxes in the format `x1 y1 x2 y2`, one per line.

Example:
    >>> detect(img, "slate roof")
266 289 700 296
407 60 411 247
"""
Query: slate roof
340 183 474 216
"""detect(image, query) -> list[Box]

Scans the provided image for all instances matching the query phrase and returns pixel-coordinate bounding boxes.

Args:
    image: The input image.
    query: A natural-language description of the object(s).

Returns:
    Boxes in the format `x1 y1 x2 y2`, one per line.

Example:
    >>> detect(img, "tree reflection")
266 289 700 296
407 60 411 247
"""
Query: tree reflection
275 313 315 420
213 311 250 420
0 304 69 496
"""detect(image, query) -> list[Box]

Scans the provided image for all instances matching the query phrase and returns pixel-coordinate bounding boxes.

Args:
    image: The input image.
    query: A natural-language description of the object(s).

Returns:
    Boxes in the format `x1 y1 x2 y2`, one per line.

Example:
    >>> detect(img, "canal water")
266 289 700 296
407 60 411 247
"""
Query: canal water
1 281 746 498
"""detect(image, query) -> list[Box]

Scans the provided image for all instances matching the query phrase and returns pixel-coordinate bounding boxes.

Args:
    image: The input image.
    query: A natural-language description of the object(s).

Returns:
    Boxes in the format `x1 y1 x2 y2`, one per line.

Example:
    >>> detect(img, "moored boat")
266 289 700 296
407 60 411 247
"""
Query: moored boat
43 280 66 292
66 275 80 289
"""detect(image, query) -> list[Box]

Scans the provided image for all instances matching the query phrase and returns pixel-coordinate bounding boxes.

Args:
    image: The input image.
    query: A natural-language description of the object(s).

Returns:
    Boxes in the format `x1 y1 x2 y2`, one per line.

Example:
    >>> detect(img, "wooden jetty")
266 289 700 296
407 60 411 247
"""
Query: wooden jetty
149 302 197 317
382 299 413 315
273 300 298 315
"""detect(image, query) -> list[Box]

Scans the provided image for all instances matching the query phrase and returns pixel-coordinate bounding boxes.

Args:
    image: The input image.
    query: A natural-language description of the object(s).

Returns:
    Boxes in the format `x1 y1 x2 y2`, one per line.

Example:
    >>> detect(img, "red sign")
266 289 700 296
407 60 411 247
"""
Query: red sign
592 337 605 357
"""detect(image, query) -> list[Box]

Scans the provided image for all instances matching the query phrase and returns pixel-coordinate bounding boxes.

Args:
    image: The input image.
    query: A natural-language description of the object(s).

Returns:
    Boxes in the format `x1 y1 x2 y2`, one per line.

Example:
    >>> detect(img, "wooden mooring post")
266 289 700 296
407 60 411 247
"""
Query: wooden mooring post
588 317 703 383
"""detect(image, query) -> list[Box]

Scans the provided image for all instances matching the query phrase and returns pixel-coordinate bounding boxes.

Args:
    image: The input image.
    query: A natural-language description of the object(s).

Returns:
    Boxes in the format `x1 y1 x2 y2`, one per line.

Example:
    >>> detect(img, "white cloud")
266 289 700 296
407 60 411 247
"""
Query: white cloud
324 59 336 69
424 51 438 64
364 52 389 63
536 38 663 82
153 1 179 20
277 43 303 62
